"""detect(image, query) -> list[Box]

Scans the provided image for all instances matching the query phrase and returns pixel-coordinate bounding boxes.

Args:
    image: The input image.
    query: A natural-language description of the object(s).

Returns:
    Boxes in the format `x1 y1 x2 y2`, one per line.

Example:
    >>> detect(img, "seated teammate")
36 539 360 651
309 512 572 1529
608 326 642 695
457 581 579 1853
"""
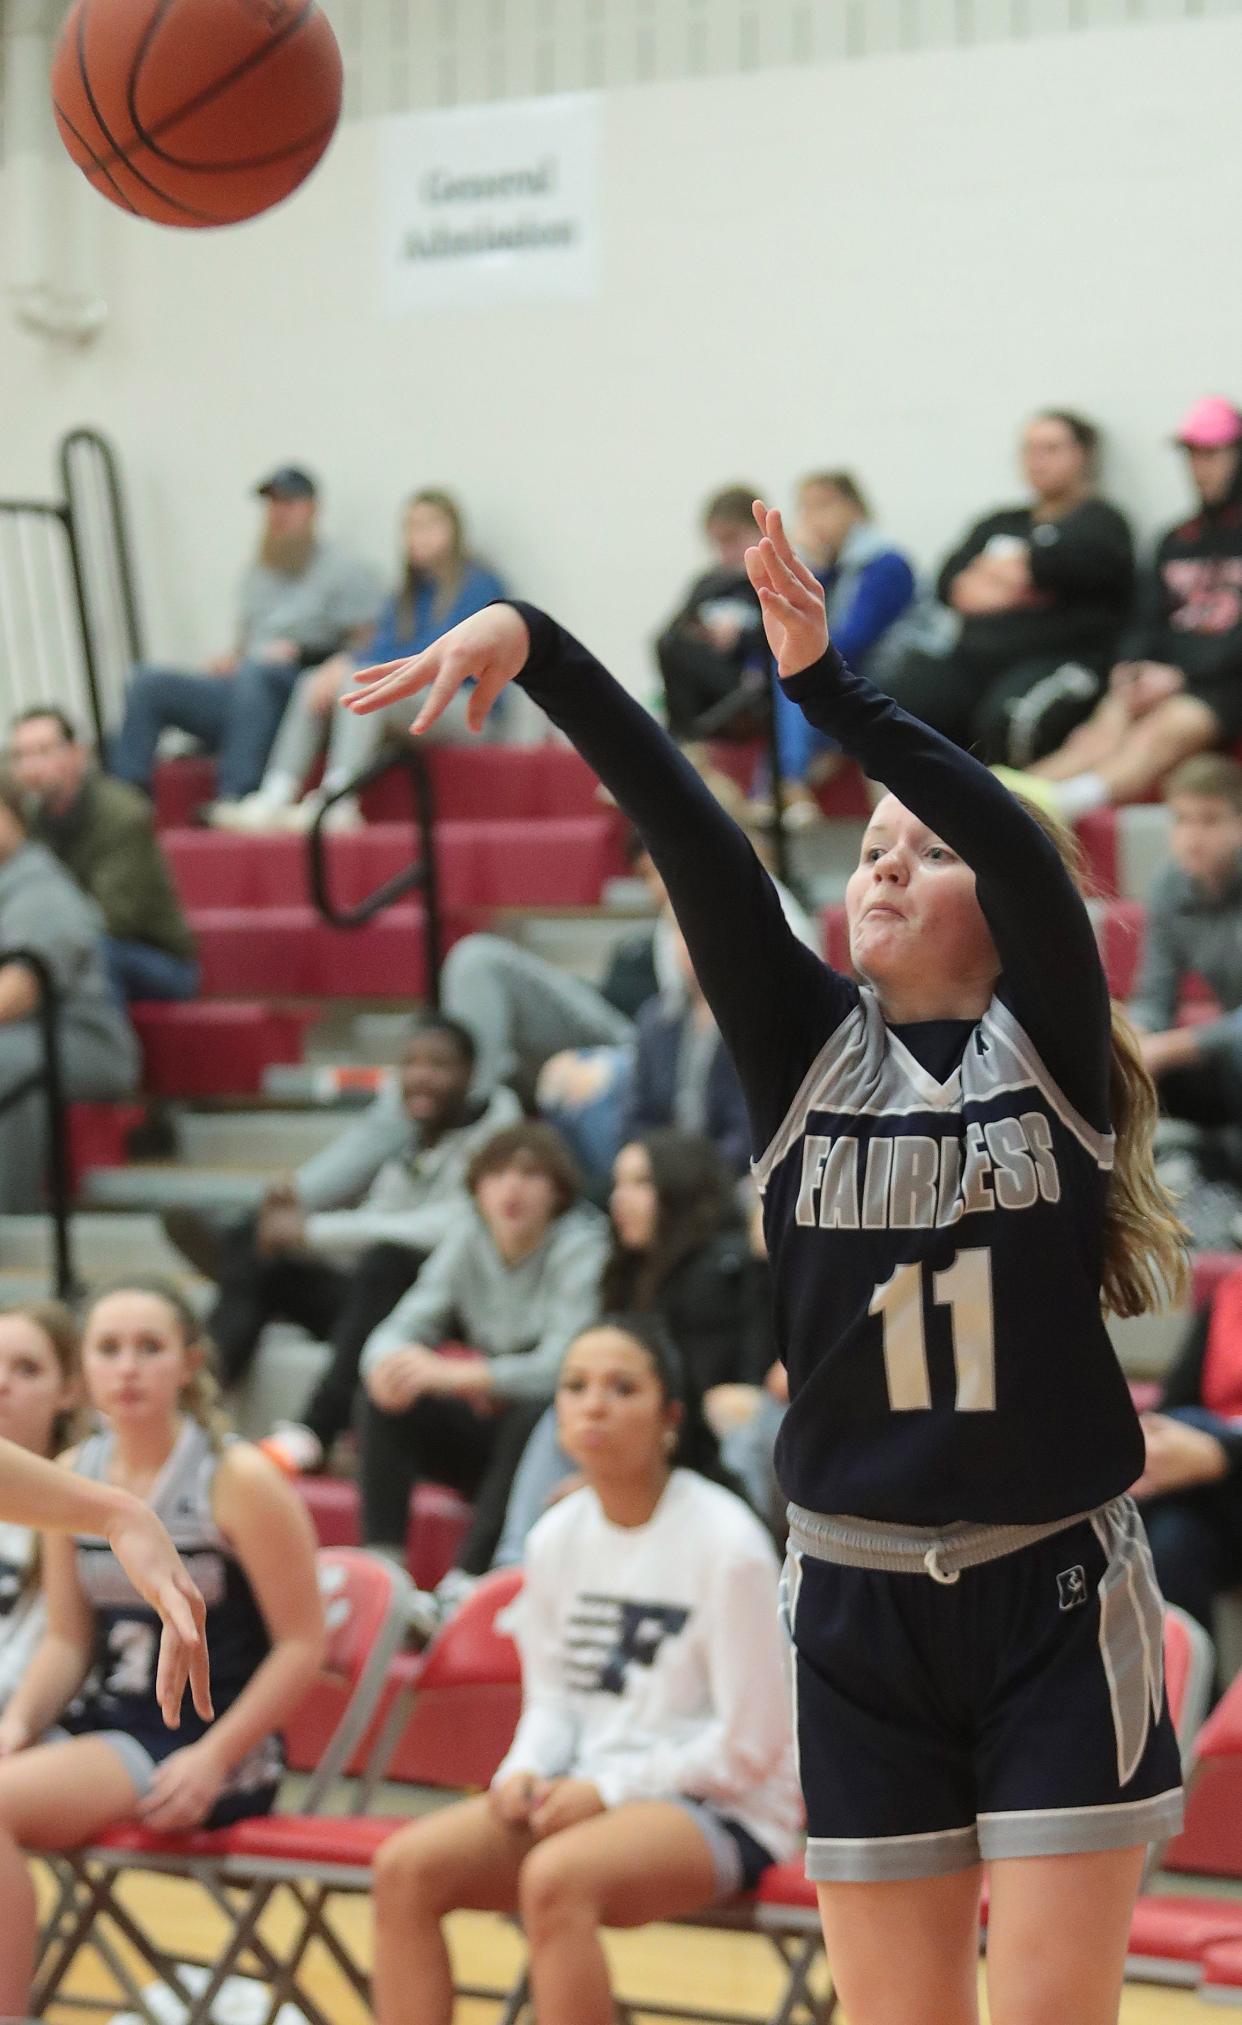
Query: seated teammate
0 1280 324 2018
371 1315 802 2025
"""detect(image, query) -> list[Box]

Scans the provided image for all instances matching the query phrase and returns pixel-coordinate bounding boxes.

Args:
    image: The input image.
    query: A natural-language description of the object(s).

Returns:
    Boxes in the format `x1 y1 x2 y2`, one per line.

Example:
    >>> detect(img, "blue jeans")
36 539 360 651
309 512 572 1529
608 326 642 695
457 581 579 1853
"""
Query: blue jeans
104 937 200 1005
538 1045 634 1196
109 660 303 800
771 673 837 787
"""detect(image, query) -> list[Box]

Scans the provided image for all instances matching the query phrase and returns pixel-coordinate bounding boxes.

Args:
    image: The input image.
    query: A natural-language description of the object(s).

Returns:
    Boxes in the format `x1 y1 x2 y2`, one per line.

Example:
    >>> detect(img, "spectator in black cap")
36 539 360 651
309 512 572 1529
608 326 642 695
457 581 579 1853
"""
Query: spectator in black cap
108 467 381 803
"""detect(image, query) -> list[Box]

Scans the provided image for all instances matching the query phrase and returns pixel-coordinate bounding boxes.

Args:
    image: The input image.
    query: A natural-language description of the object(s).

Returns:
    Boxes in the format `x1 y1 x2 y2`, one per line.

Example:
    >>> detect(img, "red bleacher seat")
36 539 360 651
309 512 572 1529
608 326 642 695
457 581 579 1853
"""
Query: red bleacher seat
191 904 457 1000
66 1102 148 1192
294 1476 471 1590
130 1002 316 1098
153 746 611 832
161 817 625 914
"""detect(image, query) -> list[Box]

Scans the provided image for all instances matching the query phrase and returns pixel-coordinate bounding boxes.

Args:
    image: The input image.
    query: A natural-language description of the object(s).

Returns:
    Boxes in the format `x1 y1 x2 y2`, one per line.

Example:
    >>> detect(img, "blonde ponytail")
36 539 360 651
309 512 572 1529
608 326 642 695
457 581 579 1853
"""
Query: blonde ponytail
1012 797 1189 1318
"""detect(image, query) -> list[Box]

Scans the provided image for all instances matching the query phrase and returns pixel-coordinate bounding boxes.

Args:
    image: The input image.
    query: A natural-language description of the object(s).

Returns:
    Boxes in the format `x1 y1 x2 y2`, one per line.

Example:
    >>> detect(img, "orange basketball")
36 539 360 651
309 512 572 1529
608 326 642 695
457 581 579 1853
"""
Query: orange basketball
51 0 343 229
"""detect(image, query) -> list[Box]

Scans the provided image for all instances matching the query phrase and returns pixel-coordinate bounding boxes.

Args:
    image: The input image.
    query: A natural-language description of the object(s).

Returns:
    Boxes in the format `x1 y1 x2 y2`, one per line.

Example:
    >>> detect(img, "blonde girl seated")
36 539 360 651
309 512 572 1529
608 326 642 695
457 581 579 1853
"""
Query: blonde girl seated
0 1279 325 2018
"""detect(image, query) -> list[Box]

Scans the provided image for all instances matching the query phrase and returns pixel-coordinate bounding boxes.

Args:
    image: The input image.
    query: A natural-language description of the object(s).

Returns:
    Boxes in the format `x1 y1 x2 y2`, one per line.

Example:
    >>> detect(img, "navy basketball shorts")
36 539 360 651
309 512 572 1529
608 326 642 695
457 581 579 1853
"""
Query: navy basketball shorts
780 1496 1185 1882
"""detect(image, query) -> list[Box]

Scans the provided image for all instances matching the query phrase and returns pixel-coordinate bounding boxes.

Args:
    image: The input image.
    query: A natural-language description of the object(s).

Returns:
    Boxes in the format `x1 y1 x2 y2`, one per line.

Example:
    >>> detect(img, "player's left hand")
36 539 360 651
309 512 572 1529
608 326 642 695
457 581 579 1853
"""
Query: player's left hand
745 502 829 679
137 1739 228 1832
105 1503 212 1727
528 1777 606 1839
1133 1413 1229 1501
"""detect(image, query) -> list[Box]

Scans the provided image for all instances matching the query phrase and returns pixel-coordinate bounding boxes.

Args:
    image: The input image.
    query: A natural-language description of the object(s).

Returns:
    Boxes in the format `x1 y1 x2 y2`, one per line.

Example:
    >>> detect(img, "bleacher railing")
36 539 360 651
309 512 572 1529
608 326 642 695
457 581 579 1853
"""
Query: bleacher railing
0 429 142 751
0 949 75 1301
306 744 444 1006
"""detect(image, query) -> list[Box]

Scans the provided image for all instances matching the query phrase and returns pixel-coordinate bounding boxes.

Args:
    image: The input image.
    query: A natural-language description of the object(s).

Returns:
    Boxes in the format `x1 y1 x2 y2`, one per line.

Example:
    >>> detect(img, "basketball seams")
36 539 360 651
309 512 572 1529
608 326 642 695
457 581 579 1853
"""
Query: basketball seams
52 94 140 215
72 0 222 222
126 0 323 173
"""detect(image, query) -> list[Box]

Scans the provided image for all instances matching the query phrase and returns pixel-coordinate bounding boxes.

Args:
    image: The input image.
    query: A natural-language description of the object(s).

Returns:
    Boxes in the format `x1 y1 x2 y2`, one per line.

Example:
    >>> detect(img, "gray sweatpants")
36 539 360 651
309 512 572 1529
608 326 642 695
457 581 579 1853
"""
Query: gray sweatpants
440 933 634 1093
264 669 498 798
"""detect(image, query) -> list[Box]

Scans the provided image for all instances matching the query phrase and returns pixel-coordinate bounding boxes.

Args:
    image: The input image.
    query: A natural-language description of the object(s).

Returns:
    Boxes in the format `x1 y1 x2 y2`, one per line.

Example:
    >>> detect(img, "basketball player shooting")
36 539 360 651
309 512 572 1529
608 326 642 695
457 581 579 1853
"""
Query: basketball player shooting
348 500 1189 2024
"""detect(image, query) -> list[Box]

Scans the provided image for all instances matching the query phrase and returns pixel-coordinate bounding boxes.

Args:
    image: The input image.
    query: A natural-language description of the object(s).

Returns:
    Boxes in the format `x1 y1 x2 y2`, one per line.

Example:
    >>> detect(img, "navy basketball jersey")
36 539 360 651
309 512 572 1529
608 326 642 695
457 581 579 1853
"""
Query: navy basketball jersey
755 986 1145 1526
0 1522 43 1709
66 1420 282 1791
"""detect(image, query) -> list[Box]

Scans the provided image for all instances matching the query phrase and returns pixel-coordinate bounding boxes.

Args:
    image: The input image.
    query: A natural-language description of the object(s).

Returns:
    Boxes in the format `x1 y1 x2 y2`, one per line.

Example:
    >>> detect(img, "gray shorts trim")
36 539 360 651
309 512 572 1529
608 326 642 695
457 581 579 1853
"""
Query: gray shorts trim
804 1787 1186 1883
979 1787 1185 1862
670 1799 745 1902
43 1725 157 1797
786 1503 1091 1582
806 1823 981 1884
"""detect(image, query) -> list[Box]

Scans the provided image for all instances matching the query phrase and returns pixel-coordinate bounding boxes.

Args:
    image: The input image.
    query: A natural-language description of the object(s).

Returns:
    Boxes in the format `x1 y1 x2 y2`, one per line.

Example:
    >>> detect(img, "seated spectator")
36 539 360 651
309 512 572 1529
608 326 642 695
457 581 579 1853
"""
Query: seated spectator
0 1280 324 2017
411 1130 771 1635
656 485 768 743
1010 398 1242 815
358 1123 609 1574
447 823 817 1120
882 410 1133 764
1133 1264 1242 1649
0 770 139 1212
109 467 380 804
760 472 915 827
8 706 198 1004
1130 756 1242 1184
372 1315 802 2025
210 489 509 833
0 1303 80 1714
159 1015 520 1472
626 925 750 1176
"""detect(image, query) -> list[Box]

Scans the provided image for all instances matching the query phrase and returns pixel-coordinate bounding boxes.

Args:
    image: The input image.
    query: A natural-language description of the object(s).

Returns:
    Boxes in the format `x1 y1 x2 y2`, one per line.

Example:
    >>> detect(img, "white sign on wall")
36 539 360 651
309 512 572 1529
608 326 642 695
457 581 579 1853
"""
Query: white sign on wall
380 94 601 316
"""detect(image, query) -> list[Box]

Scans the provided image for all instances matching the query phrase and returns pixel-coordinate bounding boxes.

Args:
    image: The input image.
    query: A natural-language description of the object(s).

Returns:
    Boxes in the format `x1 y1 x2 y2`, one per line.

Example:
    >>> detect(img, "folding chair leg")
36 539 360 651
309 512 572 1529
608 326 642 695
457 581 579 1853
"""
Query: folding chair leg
765 1931 837 2025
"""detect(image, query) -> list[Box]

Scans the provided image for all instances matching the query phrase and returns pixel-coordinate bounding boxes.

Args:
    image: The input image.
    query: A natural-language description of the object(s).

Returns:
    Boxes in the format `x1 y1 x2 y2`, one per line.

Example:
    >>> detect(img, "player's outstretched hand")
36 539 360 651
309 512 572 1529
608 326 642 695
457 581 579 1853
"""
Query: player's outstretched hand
745 500 830 680
346 604 531 738
106 1502 212 1728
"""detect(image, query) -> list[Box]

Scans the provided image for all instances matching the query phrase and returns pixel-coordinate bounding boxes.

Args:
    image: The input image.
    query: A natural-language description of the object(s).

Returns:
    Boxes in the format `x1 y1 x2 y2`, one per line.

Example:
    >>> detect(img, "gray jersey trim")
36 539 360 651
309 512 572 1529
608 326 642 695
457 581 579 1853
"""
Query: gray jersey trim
752 991 1113 1196
805 1823 981 1883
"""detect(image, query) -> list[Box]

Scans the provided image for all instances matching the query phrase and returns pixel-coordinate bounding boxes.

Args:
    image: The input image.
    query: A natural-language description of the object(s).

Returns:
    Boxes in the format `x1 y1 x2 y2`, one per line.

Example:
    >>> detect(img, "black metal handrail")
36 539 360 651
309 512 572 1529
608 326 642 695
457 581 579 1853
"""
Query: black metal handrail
0 429 142 757
61 428 145 747
0 948 75 1299
306 743 443 1007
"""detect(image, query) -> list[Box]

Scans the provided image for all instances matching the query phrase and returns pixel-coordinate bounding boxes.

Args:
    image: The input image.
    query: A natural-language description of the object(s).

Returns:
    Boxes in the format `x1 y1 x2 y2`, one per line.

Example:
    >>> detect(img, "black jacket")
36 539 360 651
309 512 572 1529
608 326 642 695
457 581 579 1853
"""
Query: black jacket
937 497 1134 674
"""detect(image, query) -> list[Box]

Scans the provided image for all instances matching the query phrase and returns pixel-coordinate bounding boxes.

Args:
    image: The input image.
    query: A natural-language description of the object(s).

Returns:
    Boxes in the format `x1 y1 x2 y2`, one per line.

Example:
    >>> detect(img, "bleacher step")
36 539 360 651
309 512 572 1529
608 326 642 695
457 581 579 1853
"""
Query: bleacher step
79 1167 269 1214
0 1213 188 1278
176 1109 347 1169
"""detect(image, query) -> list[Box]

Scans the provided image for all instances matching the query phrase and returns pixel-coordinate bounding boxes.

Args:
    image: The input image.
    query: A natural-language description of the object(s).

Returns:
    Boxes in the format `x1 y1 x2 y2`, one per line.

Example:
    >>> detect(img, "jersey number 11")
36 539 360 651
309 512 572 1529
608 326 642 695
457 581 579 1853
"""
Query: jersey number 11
869 1248 995 1412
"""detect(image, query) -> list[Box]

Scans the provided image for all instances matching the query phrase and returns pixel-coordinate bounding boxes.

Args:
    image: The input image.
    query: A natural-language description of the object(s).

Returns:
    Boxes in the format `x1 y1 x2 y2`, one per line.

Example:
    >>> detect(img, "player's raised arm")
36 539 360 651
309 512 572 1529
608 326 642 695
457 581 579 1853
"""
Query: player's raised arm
348 595 846 1151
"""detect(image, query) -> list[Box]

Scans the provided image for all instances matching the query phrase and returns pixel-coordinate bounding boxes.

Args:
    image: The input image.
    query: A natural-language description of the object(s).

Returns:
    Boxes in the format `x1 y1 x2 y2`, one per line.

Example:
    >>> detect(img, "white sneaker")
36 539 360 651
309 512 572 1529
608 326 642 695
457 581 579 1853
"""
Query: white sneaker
257 1422 324 1476
286 793 363 834
207 793 291 834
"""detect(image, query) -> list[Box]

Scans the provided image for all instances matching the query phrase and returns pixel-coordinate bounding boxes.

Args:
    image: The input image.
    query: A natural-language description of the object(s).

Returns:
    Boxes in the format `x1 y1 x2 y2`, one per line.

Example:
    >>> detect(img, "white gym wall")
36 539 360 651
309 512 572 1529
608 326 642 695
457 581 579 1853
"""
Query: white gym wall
2 5 1241 695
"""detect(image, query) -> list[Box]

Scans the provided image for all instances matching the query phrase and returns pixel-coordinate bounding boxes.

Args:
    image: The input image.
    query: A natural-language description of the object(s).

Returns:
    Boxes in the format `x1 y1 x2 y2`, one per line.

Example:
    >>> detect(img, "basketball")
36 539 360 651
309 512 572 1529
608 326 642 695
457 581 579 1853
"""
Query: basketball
50 0 343 229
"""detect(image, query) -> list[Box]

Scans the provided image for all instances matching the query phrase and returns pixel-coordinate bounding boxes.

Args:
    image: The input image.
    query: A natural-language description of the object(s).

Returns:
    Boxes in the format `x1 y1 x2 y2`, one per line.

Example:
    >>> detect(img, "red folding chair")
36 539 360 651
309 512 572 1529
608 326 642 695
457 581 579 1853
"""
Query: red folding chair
33 1547 413 2025
182 1566 527 2025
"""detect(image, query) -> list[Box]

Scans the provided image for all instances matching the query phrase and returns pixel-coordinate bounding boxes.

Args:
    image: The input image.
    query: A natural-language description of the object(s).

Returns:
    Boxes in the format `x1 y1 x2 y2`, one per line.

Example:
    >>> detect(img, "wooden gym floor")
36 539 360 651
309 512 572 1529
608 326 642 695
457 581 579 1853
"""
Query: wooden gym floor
33 1866 1232 2022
